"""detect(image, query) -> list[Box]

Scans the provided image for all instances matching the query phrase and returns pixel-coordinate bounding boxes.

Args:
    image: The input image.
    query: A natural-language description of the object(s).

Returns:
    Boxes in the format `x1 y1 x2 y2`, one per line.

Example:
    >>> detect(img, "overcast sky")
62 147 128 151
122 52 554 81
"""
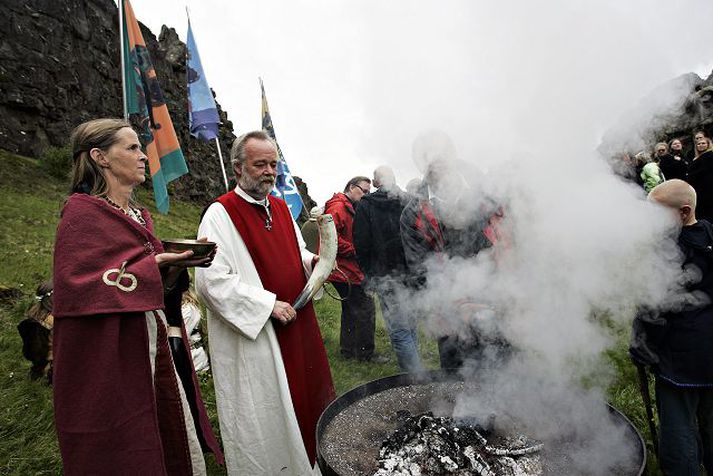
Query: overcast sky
126 0 713 204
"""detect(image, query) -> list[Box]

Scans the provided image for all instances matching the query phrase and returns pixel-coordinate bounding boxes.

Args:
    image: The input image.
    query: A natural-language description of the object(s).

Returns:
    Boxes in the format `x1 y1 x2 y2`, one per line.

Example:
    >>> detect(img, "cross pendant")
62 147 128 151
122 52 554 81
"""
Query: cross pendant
265 218 272 231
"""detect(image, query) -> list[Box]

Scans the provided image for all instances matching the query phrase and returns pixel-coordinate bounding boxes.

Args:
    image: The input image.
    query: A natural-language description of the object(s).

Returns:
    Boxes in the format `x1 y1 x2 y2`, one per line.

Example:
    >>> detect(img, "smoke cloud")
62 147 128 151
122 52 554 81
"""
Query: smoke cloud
346 1 713 471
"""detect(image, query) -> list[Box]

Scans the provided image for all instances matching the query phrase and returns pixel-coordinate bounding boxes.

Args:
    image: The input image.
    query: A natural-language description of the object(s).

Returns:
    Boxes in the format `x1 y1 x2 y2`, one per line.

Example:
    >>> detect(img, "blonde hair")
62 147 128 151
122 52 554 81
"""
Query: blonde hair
27 280 53 322
694 136 713 159
69 118 132 197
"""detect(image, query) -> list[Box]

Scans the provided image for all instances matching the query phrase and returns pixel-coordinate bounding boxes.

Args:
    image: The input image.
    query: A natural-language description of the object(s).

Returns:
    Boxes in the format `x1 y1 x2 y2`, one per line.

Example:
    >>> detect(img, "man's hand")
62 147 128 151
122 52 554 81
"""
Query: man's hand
272 300 297 325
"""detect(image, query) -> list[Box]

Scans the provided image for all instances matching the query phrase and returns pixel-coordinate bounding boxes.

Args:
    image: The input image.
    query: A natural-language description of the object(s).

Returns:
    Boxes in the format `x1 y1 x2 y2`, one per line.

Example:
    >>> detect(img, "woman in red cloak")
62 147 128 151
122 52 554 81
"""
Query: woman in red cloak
52 119 222 475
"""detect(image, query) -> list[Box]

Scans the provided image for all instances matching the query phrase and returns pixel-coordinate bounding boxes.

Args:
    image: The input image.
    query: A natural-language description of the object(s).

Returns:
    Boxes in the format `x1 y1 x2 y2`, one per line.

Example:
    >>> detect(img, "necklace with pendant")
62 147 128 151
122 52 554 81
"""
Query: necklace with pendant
259 198 272 231
104 196 146 226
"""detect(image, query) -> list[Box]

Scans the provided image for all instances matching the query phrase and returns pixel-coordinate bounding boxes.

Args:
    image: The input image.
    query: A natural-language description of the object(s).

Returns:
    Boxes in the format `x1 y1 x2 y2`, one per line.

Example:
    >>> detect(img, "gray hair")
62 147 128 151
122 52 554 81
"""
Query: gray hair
230 130 277 169
373 165 395 188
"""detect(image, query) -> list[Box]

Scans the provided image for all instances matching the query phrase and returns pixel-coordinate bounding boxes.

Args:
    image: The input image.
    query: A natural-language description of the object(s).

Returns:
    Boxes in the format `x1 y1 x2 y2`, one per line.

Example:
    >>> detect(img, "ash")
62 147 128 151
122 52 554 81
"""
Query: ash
375 412 543 476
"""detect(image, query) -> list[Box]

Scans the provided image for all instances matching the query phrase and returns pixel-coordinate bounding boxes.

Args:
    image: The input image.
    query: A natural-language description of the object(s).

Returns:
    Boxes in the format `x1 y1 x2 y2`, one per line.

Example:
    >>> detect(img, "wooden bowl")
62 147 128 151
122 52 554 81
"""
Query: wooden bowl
161 239 216 258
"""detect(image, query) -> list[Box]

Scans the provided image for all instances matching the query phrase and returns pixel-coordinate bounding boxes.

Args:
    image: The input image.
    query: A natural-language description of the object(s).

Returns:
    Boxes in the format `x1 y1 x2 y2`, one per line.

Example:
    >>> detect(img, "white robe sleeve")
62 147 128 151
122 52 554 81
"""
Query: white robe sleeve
195 202 276 340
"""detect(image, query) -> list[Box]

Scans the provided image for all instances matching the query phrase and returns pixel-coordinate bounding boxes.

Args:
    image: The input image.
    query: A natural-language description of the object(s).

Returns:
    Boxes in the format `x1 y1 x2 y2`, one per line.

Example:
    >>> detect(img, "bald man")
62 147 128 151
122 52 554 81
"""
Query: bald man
632 179 713 475
647 179 697 226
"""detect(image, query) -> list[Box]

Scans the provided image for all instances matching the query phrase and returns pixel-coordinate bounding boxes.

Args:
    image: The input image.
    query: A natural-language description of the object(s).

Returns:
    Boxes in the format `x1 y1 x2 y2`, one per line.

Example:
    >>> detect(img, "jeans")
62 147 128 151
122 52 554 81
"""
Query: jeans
656 377 713 476
332 282 375 360
378 286 423 373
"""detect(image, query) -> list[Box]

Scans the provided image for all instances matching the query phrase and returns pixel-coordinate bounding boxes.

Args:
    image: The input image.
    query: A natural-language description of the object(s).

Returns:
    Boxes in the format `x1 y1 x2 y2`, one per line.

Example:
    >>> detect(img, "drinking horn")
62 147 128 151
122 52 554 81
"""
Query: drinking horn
292 214 337 310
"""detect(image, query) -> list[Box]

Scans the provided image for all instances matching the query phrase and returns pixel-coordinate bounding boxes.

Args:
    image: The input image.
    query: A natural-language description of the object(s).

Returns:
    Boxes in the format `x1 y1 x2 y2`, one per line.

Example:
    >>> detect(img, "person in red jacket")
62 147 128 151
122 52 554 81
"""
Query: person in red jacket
325 176 388 363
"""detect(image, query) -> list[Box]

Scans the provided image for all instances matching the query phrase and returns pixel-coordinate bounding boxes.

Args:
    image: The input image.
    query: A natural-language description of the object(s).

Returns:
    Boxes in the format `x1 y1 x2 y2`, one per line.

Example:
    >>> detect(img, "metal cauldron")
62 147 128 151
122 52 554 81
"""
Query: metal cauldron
316 371 646 476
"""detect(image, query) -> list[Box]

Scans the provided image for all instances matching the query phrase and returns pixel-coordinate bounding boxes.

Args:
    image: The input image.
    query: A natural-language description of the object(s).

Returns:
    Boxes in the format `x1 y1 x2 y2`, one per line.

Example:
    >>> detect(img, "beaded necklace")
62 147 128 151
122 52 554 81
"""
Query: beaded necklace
103 196 147 227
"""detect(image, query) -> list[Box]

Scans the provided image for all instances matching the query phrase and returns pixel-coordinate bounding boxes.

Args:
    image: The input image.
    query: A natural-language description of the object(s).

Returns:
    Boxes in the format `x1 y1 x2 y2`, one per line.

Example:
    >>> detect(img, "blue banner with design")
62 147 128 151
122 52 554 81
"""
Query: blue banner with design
187 20 220 142
260 78 304 220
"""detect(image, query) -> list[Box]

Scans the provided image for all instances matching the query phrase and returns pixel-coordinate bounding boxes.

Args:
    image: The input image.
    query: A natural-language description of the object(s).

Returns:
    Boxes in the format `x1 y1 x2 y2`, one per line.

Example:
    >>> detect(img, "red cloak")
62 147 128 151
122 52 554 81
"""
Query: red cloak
52 194 223 475
217 191 336 464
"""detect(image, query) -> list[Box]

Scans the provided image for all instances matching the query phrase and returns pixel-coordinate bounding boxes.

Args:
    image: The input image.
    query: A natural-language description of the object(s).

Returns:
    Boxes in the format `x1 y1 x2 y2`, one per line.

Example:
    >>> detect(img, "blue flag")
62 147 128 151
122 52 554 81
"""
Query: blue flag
187 20 220 142
260 78 304 220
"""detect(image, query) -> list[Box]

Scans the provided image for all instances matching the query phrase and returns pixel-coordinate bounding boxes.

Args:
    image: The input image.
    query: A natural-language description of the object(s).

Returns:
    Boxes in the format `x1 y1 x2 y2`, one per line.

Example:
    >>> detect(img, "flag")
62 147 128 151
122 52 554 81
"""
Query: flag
187 19 220 142
121 0 188 214
260 78 304 220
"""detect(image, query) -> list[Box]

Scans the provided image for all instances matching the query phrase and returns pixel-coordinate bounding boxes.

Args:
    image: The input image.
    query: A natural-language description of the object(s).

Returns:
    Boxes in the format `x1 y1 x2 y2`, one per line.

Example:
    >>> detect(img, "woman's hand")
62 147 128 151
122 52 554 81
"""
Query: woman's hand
156 238 217 291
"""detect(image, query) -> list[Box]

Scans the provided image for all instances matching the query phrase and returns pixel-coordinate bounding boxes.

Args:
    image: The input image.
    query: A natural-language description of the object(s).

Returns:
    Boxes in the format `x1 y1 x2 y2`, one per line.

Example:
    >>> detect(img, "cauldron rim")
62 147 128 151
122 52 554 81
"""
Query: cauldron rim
316 370 646 476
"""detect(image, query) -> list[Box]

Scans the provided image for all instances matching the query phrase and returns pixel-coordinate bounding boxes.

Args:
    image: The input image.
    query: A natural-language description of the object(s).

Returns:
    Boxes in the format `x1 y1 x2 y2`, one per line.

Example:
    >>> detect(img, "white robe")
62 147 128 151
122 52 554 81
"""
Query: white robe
195 187 320 476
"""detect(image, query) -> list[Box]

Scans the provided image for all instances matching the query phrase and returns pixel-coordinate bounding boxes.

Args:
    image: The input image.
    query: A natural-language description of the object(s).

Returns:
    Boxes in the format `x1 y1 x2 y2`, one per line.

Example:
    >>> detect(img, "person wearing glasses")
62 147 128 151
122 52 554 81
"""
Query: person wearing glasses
325 176 388 363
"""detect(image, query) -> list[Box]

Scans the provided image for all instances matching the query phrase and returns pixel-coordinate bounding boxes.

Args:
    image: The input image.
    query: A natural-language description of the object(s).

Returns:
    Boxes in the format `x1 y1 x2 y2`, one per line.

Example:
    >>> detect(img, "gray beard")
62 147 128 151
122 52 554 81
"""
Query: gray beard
239 174 274 200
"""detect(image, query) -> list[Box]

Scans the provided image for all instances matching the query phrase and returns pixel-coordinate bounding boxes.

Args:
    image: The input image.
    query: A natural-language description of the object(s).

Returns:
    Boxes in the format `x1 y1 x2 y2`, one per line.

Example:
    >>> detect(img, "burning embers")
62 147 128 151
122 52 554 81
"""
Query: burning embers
375 412 543 476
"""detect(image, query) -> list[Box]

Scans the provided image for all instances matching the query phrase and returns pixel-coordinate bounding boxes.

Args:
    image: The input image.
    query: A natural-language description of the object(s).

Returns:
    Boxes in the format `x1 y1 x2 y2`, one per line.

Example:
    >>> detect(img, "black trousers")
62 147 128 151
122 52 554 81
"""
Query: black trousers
656 377 713 476
332 282 375 360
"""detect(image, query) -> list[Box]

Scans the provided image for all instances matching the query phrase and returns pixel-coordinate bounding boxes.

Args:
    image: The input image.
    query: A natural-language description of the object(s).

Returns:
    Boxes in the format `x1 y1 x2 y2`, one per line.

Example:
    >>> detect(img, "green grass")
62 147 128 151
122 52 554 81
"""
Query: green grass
0 149 661 474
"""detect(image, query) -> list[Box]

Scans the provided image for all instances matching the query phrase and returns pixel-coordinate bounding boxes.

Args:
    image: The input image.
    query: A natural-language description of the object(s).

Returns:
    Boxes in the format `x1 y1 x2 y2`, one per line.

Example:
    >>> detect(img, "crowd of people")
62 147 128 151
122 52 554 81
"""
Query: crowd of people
628 131 713 223
15 117 713 474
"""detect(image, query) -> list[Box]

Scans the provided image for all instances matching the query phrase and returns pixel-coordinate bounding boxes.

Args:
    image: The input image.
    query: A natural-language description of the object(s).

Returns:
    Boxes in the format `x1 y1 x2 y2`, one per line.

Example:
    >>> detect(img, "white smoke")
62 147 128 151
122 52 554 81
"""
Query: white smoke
345 1 713 471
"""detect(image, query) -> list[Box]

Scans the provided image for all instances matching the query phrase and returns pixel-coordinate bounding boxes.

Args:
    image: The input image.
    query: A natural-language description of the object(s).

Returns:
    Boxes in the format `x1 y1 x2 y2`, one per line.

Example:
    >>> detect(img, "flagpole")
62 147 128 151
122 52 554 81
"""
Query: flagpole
214 137 229 192
119 0 128 120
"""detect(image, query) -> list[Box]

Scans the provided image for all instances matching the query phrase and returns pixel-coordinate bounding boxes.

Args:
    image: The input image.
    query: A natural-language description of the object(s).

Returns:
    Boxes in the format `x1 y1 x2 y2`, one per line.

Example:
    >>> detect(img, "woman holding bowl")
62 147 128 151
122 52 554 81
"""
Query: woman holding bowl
52 118 222 475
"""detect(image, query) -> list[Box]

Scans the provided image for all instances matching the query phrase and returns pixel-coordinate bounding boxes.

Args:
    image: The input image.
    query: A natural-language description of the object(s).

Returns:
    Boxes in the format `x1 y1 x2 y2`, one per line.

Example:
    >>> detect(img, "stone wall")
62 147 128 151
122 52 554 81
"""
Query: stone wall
0 0 314 211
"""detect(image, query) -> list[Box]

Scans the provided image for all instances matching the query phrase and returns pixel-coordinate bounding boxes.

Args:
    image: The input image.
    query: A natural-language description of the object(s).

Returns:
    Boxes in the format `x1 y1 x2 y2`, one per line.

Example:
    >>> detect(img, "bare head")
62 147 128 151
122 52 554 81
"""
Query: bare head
230 131 278 199
411 129 457 174
343 176 371 202
373 165 396 189
648 179 697 226
406 177 422 195
69 118 141 197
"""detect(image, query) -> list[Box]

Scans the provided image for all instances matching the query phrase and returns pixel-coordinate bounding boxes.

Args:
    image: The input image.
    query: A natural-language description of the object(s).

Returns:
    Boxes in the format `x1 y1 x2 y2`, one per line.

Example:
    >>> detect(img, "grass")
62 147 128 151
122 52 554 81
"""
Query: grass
0 149 661 474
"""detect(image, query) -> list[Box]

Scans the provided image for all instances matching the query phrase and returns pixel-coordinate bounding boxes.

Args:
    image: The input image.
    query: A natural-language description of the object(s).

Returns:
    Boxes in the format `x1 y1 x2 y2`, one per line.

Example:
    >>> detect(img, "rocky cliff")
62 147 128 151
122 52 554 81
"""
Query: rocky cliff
599 70 713 158
0 0 313 214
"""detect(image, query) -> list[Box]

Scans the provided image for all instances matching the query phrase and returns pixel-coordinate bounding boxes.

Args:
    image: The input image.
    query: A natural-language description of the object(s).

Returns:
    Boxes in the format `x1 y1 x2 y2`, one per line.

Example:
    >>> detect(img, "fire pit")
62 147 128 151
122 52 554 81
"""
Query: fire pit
317 371 645 476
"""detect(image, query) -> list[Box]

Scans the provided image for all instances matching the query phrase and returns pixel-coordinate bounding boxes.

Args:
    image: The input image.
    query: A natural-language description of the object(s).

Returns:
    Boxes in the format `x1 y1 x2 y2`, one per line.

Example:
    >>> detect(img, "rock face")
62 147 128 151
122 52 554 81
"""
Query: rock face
0 0 315 209
599 71 713 158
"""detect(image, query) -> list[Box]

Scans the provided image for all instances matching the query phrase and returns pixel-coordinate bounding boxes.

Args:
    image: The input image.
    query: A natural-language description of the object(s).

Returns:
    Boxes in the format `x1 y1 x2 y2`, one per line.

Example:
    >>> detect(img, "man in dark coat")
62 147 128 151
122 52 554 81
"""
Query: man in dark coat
630 179 713 475
353 166 423 372
325 176 387 362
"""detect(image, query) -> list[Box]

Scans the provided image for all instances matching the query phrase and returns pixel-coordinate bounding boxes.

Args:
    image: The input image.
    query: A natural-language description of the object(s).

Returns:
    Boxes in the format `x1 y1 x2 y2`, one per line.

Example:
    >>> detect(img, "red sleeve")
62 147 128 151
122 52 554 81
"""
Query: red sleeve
325 201 356 258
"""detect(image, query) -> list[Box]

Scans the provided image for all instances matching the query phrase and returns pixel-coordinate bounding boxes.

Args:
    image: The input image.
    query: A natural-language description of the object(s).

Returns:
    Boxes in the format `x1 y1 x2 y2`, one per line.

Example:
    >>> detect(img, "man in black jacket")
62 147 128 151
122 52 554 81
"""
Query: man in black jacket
630 179 713 475
353 166 423 372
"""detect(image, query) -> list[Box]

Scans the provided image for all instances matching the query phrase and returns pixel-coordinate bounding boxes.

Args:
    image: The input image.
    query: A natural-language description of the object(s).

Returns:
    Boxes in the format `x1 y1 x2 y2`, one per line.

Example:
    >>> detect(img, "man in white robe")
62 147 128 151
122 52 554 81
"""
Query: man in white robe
196 131 334 475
